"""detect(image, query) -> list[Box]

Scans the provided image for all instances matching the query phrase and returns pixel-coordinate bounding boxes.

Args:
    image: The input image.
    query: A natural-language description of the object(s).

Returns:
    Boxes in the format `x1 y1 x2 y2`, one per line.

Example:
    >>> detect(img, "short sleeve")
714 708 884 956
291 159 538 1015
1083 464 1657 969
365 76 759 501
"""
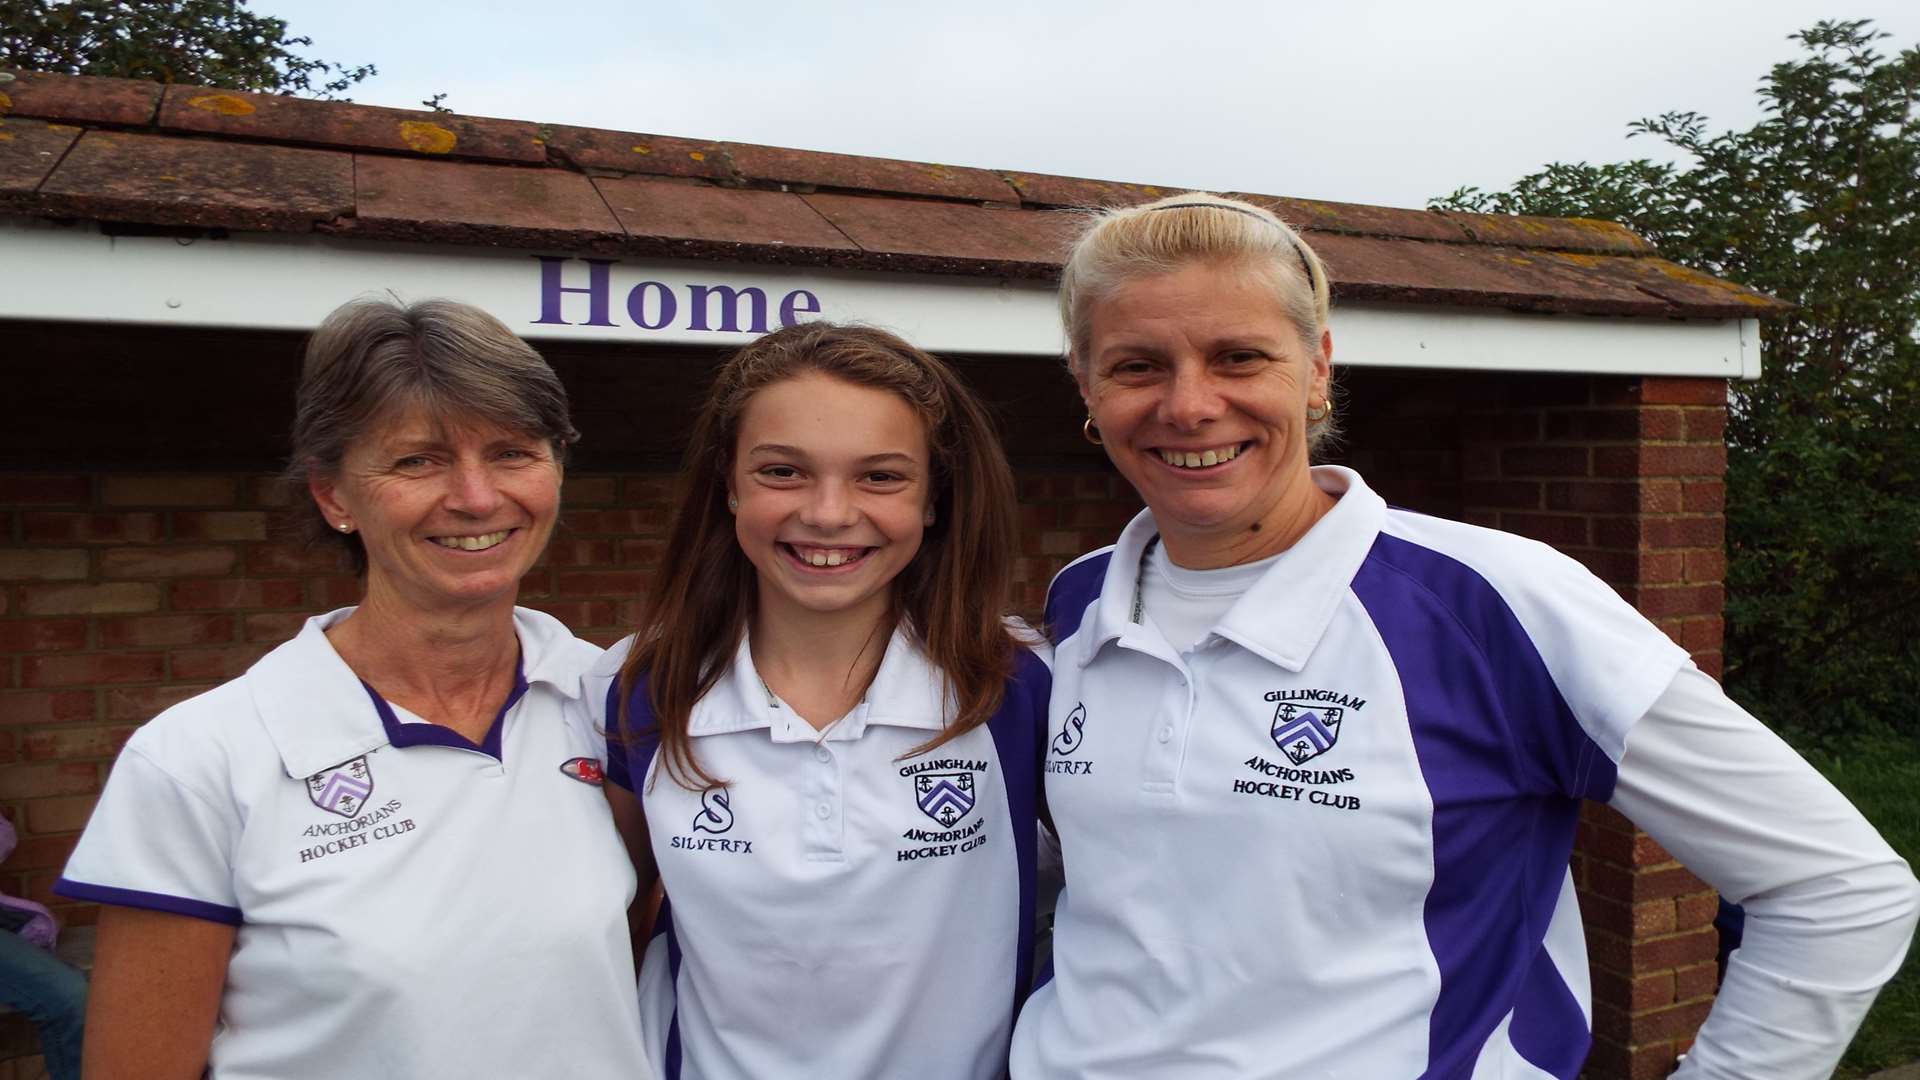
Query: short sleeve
55 742 243 925
1380 513 1689 764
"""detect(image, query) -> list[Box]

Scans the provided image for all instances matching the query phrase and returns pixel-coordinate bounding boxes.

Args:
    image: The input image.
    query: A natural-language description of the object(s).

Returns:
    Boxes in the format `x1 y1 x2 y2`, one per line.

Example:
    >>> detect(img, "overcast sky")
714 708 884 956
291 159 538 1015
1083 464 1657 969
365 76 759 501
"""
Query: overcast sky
268 1 1911 210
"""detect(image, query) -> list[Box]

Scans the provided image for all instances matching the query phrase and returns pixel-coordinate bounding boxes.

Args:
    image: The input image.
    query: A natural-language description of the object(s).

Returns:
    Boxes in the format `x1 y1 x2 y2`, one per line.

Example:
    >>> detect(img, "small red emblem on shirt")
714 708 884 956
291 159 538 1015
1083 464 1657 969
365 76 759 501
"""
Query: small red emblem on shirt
560 757 605 786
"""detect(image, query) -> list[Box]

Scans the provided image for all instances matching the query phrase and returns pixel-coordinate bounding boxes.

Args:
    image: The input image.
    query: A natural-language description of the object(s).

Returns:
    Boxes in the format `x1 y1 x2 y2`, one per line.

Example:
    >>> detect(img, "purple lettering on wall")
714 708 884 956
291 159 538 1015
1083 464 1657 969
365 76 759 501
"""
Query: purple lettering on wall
533 257 616 326
529 259 828 333
779 290 821 327
626 282 677 331
689 285 769 334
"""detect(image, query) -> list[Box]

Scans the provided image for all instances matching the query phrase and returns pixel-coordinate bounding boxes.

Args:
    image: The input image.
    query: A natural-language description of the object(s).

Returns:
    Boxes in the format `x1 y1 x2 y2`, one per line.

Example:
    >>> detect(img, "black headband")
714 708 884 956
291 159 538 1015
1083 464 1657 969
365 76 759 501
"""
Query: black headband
1145 202 1318 288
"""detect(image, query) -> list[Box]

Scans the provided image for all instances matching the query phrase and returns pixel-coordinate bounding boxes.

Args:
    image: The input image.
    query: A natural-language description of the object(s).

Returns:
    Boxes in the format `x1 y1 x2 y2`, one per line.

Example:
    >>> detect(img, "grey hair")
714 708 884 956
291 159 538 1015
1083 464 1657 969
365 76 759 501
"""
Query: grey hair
1057 192 1339 452
283 297 580 573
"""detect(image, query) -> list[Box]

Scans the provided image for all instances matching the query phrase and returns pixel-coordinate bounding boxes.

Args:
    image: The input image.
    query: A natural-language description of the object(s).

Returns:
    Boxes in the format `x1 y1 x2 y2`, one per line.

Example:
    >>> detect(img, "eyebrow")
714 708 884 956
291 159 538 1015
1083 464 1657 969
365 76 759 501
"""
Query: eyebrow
746 445 921 467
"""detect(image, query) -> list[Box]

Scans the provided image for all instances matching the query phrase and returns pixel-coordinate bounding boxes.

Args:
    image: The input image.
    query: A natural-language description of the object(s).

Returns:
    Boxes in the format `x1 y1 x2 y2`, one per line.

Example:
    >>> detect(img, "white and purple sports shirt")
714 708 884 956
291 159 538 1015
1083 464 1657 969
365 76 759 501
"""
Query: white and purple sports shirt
56 607 649 1079
593 629 1049 1080
1009 466 1690 1079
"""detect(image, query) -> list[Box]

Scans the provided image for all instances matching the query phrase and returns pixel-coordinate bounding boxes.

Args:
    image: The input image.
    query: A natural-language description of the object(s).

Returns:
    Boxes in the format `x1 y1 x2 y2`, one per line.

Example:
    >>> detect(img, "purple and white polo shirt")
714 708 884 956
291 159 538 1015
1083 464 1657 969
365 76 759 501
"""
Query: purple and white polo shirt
57 607 648 1079
1009 466 1688 1079
591 628 1049 1080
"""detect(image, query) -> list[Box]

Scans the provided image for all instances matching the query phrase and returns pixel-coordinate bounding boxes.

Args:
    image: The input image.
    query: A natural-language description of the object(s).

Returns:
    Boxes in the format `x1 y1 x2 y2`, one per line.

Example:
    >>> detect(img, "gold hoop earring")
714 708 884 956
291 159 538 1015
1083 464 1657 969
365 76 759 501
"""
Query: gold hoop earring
1305 399 1330 422
1082 416 1103 446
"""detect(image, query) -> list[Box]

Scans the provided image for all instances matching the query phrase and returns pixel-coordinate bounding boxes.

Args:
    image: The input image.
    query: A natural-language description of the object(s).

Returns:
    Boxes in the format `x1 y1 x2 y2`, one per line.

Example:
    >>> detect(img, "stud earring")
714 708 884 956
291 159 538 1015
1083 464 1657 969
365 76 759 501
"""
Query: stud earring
1081 416 1103 446
726 495 738 512
923 507 936 527
337 522 353 532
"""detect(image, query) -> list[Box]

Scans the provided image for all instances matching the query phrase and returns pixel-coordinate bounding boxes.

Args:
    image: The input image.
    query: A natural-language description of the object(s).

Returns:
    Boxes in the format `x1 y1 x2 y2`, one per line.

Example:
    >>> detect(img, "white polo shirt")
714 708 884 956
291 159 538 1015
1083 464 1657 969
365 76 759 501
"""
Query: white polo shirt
57 607 649 1080
1010 466 1691 1079
591 629 1049 1080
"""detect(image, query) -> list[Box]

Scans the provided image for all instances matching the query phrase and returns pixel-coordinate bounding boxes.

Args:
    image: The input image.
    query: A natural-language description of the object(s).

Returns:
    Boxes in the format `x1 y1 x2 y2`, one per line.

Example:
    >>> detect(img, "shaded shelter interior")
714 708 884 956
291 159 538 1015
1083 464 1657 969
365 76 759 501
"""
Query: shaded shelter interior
0 317 1482 521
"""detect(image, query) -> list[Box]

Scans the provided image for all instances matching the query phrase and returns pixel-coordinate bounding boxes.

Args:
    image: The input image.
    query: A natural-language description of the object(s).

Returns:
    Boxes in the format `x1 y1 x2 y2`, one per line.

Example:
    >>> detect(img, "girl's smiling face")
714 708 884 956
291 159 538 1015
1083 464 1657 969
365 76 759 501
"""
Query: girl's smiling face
729 372 932 627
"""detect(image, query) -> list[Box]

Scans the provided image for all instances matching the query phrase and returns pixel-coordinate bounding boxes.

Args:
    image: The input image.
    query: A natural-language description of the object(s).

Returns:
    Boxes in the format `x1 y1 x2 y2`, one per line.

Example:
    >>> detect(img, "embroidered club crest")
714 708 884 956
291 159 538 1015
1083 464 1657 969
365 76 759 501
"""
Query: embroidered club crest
559 757 605 786
915 772 976 827
306 755 373 818
1271 703 1344 765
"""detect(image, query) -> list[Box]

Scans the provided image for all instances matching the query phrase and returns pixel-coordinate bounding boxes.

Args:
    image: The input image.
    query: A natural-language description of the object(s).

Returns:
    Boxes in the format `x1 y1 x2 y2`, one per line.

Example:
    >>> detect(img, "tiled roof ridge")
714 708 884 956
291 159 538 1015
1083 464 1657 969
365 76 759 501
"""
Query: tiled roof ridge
1 67 1645 253
0 68 1788 318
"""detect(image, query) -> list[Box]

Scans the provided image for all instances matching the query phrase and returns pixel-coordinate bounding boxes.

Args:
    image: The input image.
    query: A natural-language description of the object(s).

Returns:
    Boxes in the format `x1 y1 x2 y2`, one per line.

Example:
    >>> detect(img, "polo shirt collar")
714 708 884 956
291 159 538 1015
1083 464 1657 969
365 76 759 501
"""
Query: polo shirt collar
689 627 950 743
1213 466 1384 671
1076 465 1385 673
254 606 586 778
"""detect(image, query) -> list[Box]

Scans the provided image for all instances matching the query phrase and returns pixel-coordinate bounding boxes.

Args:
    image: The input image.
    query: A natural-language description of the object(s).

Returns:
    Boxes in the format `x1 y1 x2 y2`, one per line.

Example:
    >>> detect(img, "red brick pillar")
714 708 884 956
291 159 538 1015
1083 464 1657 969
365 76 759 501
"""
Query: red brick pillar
1461 375 1730 1079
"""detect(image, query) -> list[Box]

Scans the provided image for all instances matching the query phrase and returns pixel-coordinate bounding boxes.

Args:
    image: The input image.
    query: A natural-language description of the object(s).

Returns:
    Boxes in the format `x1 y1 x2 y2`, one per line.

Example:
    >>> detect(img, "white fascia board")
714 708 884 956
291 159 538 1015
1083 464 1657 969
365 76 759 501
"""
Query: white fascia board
0 218 1762 379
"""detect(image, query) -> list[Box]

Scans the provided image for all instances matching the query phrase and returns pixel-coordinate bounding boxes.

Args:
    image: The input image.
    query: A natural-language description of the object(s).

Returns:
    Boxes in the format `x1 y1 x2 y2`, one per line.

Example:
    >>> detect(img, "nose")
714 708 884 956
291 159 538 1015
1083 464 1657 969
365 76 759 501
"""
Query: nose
443 457 505 517
1161 364 1224 431
799 478 859 530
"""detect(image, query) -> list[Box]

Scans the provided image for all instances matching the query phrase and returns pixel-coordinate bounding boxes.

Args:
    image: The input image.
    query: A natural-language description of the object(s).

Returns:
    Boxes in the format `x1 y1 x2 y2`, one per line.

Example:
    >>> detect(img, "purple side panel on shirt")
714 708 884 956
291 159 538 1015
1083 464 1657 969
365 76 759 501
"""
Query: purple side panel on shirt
605 672 661 793
1044 552 1112 647
1354 533 1605 1079
986 649 1050 1020
655 893 684 1080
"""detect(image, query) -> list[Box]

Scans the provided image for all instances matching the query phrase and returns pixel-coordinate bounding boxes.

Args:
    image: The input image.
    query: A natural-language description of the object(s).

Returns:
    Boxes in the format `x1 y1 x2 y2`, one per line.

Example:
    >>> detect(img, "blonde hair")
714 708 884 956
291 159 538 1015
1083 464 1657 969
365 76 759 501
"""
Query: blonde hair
1057 192 1337 448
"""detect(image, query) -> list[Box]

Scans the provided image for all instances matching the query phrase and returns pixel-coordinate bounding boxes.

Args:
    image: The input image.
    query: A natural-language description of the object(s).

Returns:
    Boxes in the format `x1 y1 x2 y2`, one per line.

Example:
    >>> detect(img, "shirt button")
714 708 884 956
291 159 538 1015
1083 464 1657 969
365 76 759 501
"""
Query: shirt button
814 803 831 819
1156 726 1173 743
814 746 831 763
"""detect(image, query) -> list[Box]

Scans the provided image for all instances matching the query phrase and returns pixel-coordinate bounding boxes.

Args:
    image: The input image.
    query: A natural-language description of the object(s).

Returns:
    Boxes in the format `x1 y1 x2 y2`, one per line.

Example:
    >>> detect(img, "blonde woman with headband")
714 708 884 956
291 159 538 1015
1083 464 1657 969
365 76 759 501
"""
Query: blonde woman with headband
1009 192 1919 1079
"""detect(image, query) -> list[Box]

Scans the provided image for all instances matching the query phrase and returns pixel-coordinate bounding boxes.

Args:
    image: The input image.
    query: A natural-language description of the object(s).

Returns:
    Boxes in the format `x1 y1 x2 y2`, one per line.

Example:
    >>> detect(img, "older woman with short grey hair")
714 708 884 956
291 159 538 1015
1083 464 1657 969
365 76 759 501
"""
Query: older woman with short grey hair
57 298 648 1080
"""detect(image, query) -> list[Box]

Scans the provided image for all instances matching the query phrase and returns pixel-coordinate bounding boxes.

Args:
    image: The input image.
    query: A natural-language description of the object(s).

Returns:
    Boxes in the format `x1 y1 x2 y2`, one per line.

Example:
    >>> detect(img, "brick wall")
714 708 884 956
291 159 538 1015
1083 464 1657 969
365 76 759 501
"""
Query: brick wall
1458 374 1729 1079
0 370 1733 1078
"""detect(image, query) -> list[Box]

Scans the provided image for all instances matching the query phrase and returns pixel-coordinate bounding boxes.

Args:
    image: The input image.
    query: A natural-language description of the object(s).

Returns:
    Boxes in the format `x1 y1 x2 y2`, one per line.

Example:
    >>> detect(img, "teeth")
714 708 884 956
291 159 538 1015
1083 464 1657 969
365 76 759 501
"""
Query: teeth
1158 445 1242 469
432 530 510 551
800 548 856 567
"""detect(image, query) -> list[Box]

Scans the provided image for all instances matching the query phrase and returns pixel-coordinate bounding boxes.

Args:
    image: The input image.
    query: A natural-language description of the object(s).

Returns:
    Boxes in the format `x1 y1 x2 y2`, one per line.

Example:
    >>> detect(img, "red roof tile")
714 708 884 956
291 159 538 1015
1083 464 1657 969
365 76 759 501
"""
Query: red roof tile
0 68 1788 319
801 194 1081 274
0 70 160 126
35 131 351 232
541 124 730 181
351 155 621 249
727 143 1020 203
157 86 547 163
593 177 858 261
0 118 83 197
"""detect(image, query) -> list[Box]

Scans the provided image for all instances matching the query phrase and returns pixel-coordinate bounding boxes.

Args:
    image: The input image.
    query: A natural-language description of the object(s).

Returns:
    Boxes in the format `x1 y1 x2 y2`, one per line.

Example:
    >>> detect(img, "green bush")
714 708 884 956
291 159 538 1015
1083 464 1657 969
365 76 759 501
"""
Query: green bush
1434 20 1920 740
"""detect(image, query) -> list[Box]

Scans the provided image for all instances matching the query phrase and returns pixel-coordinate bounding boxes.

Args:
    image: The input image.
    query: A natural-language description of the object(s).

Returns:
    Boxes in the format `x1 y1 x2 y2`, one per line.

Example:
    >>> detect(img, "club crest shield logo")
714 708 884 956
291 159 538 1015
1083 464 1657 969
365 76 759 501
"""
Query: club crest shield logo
1271 702 1344 765
914 772 976 827
559 757 605 786
306 755 373 818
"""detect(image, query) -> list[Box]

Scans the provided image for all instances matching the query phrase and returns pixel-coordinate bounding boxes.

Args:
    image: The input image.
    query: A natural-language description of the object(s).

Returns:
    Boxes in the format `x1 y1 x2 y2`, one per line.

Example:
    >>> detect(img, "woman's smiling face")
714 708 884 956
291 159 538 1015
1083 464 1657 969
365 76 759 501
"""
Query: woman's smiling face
728 372 932 627
1080 259 1330 555
312 406 561 614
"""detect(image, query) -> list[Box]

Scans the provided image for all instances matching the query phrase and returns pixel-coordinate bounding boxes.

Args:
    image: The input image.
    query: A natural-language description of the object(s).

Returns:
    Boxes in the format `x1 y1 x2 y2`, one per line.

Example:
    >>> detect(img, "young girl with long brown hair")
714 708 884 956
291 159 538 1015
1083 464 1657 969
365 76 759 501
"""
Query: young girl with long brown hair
583 322 1048 1080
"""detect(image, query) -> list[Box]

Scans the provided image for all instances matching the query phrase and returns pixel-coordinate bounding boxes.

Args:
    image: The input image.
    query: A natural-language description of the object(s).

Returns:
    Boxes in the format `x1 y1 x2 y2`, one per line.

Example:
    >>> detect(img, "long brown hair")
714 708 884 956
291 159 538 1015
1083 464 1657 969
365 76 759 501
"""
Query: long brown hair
619 322 1021 790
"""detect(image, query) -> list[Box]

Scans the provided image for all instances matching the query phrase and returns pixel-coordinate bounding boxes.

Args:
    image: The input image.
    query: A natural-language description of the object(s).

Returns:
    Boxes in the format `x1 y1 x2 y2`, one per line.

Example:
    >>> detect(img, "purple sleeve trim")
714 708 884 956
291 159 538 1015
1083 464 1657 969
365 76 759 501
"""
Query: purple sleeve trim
52 878 243 926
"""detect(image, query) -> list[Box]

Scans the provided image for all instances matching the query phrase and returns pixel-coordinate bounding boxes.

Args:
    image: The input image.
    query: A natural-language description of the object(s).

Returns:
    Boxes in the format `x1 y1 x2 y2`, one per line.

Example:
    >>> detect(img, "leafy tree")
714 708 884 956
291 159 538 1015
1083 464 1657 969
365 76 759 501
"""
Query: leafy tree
1436 20 1920 739
1 0 375 97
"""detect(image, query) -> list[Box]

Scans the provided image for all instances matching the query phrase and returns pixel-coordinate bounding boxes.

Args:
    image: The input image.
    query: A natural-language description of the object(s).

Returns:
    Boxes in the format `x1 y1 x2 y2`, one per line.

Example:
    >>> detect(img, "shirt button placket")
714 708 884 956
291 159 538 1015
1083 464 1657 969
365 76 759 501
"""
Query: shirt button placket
802 742 842 857
1143 662 1190 793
